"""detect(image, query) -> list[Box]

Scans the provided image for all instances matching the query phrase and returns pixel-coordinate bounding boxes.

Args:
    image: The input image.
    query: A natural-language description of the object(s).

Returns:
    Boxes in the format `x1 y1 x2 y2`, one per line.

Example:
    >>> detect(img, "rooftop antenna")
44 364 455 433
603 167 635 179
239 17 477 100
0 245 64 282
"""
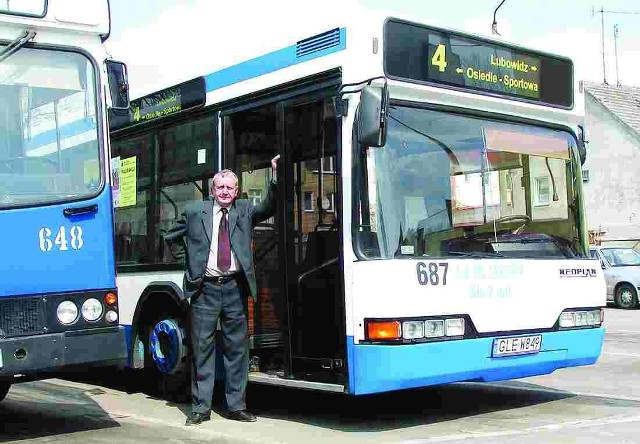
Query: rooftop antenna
592 6 640 85
492 0 507 36
592 6 607 84
614 24 620 86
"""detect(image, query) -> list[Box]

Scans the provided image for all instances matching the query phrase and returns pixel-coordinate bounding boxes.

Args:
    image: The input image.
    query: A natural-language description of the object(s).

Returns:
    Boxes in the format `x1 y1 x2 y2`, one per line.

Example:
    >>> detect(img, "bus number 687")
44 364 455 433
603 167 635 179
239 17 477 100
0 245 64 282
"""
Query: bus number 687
416 262 448 286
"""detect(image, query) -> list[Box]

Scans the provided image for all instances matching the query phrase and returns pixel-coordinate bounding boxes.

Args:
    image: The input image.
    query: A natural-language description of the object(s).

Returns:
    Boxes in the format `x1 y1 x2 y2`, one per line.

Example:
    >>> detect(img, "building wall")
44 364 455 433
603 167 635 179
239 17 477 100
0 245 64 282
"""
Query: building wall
583 93 640 240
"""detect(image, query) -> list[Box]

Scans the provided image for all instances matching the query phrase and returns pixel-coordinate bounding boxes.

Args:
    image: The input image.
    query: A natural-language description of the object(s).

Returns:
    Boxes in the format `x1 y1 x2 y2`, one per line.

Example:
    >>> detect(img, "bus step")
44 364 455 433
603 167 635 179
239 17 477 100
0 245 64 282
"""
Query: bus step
248 371 345 393
249 333 282 349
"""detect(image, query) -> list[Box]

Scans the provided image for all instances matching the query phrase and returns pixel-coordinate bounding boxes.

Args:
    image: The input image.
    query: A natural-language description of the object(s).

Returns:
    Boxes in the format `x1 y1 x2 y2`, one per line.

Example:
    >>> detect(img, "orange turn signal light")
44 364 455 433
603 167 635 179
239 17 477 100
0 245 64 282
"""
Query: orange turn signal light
105 292 117 306
367 321 401 340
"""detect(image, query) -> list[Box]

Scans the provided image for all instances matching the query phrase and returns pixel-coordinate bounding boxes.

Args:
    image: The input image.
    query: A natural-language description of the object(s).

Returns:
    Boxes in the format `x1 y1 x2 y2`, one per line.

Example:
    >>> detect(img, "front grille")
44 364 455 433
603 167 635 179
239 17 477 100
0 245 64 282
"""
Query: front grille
0 297 44 338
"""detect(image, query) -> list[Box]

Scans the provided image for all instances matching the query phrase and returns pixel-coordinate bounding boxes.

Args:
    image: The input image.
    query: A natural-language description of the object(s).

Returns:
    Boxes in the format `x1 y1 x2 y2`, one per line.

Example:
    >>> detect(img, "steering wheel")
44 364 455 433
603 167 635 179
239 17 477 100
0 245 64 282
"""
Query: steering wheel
494 214 532 235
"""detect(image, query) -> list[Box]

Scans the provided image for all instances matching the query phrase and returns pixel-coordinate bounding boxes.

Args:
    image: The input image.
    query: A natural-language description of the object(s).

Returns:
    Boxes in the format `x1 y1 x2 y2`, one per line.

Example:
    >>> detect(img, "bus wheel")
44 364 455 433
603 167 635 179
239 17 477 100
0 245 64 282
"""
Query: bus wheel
0 382 10 402
614 284 638 309
147 318 190 403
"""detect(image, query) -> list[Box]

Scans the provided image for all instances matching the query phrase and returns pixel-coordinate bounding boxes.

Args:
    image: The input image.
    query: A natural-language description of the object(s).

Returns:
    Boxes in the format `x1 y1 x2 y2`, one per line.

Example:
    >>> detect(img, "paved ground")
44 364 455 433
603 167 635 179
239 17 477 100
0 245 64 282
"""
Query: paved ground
2 307 640 443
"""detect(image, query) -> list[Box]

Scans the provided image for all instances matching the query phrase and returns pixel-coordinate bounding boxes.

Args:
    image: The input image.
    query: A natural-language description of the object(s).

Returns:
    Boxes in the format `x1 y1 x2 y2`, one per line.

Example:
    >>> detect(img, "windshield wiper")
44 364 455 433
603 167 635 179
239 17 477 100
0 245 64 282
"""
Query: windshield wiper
388 112 460 167
447 251 505 258
0 30 36 64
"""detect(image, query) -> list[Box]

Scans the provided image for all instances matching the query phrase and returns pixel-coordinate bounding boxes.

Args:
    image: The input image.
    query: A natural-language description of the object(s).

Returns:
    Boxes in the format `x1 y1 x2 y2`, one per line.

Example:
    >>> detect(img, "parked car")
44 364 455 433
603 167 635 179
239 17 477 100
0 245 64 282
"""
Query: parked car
590 246 640 309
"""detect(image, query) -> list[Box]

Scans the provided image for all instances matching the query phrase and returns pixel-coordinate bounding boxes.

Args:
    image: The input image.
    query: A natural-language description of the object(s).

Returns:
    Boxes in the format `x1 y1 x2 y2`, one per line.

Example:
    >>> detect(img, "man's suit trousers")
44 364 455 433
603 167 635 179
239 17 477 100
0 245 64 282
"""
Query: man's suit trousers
189 276 249 413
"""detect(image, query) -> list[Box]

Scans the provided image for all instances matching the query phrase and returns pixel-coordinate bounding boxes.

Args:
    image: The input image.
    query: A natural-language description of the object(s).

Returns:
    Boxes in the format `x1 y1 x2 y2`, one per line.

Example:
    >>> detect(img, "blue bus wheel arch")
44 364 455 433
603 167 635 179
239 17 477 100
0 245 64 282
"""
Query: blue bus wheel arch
148 319 187 374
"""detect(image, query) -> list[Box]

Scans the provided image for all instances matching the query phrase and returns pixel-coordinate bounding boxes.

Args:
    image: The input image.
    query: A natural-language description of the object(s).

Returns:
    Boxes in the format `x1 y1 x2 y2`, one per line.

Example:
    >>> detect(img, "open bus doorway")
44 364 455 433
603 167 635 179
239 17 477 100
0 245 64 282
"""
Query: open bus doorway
224 92 345 386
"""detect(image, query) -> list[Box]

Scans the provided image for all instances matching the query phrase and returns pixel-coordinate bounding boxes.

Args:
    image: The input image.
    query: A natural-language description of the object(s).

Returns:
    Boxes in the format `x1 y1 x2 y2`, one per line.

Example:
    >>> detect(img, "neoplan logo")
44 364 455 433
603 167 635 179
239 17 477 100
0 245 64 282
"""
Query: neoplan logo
559 268 598 278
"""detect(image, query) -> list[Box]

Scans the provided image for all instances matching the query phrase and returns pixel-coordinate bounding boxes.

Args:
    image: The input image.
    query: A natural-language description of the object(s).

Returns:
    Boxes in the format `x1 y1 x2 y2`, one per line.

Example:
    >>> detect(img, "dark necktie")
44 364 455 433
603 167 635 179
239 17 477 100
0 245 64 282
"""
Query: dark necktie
218 208 231 271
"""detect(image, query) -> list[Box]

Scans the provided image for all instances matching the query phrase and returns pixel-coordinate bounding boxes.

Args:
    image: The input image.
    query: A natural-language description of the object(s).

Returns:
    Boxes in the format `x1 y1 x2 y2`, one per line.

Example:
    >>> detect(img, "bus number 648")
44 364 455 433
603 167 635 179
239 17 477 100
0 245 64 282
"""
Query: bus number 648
38 226 84 252
416 262 448 286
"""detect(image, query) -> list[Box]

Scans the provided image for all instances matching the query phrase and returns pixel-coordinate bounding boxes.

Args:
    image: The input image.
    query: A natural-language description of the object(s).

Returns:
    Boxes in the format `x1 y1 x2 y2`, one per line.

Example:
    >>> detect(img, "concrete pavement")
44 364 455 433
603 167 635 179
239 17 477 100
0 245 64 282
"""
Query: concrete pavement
3 307 640 443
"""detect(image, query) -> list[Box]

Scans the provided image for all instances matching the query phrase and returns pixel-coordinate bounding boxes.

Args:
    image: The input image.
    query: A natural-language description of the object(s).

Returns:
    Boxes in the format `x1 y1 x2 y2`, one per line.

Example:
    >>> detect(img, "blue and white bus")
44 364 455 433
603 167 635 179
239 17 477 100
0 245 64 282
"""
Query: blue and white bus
0 0 129 401
109 12 605 399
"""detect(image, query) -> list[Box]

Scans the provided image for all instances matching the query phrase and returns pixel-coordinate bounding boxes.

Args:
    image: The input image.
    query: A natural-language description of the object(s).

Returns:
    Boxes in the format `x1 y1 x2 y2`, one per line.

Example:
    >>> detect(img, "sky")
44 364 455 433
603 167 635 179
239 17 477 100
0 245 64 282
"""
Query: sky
106 0 640 99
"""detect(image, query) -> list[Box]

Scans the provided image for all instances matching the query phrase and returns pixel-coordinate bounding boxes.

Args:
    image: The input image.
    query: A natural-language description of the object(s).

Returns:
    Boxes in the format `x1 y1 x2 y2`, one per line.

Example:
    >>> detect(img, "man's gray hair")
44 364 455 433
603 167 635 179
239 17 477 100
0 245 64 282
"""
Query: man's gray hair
211 169 238 190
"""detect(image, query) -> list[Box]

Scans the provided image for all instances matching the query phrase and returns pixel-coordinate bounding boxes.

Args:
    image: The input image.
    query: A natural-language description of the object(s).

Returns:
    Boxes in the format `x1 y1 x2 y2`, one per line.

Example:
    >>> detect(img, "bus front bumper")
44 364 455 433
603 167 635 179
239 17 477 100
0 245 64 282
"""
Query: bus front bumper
347 327 605 395
0 326 127 376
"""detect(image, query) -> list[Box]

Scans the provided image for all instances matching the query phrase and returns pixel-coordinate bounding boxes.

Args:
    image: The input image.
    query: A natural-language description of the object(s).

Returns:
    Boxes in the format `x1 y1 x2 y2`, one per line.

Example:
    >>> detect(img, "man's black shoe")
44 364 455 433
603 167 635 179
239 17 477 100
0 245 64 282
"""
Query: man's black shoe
226 410 257 422
185 411 211 426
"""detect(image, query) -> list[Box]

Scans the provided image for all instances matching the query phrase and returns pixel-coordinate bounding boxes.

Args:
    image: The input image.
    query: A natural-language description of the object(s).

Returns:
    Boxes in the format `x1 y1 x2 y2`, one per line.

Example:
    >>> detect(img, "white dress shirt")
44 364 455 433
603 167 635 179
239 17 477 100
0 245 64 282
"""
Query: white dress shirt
205 202 239 276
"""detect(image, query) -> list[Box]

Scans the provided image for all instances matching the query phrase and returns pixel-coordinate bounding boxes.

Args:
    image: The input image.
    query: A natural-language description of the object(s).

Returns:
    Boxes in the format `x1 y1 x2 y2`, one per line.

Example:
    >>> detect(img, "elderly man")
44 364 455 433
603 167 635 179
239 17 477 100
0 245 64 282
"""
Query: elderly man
165 155 279 425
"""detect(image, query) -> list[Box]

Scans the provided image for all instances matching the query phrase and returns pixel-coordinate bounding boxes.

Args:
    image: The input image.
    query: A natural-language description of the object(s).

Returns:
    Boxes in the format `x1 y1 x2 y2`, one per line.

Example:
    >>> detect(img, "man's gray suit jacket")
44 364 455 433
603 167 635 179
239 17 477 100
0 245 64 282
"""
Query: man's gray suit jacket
164 181 277 302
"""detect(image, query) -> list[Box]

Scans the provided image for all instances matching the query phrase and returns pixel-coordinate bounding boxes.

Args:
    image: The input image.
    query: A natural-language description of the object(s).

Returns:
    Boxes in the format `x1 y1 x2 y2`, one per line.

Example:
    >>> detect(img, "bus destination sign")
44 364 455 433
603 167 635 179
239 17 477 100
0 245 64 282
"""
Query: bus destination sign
384 19 573 108
110 77 206 131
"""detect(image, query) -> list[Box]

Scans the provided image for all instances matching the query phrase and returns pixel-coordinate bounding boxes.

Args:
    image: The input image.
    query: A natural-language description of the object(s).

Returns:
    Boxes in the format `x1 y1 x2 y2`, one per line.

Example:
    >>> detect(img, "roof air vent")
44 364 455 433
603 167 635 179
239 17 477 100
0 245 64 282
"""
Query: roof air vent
296 28 341 58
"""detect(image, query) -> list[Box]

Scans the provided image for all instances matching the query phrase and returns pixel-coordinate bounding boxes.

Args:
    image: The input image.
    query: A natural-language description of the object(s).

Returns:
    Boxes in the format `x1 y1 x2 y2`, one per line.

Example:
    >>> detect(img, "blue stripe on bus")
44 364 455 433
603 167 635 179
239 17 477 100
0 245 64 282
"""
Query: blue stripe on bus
346 327 605 395
204 28 346 93
25 117 97 152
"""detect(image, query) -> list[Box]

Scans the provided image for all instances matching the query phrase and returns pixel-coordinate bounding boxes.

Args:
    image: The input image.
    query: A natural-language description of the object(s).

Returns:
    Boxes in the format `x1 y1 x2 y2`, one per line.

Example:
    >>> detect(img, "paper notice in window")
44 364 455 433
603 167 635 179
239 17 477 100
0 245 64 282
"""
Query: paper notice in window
198 149 206 164
119 156 137 208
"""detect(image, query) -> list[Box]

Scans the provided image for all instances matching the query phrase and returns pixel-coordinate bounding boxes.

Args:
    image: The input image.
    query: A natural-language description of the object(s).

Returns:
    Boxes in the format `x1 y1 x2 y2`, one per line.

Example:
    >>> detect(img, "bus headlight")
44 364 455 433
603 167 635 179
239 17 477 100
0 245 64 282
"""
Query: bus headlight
424 319 445 338
558 309 602 328
402 321 424 339
575 311 588 327
587 310 600 326
445 318 465 336
559 312 575 328
366 316 468 342
57 301 79 325
105 310 118 323
81 298 103 322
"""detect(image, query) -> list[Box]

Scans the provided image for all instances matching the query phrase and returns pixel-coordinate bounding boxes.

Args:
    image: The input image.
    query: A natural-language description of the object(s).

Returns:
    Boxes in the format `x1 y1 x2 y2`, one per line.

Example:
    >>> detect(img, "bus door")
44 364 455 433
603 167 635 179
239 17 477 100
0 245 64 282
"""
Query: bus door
223 103 286 373
223 93 345 384
281 96 345 383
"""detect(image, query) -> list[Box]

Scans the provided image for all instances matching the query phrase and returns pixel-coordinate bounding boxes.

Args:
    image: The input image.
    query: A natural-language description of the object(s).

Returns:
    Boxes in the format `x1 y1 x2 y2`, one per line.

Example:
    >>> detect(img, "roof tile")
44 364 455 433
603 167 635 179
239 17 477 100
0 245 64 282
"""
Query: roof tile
583 81 640 135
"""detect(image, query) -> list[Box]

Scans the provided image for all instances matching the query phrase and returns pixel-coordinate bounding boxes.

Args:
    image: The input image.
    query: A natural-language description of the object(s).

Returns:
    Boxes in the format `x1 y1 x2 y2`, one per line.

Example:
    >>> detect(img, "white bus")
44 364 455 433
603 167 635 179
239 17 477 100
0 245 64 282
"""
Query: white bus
0 0 129 402
108 13 606 399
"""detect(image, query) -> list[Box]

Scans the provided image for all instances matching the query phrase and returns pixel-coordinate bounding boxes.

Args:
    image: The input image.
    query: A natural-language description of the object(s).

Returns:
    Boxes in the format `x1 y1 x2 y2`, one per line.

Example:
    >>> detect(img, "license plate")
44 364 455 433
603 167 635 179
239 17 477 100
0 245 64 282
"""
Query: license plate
492 335 542 357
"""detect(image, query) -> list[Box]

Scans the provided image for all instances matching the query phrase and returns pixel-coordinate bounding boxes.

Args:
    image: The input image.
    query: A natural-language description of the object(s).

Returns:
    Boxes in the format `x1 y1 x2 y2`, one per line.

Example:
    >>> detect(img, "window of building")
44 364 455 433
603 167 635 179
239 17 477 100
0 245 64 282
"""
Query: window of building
248 188 262 206
534 176 551 206
303 191 314 212
322 193 335 212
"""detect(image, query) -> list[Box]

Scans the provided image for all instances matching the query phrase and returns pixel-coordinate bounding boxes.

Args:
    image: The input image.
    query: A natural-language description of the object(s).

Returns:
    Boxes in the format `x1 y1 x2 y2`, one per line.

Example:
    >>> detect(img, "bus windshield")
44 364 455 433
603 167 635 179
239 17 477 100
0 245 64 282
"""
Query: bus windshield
355 106 582 259
0 46 100 208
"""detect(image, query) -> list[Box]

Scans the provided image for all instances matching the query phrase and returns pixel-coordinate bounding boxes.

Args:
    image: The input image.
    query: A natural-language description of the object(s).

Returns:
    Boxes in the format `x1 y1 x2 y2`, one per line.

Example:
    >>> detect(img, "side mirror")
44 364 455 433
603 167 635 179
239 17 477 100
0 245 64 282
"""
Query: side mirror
106 60 130 111
356 84 388 147
577 140 587 166
577 125 587 165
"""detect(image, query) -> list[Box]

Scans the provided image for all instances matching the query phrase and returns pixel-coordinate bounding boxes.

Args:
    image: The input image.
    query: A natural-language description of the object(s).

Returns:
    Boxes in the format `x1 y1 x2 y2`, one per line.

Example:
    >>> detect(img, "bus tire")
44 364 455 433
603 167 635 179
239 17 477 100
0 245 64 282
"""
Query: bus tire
142 316 190 403
614 283 638 309
0 382 10 402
